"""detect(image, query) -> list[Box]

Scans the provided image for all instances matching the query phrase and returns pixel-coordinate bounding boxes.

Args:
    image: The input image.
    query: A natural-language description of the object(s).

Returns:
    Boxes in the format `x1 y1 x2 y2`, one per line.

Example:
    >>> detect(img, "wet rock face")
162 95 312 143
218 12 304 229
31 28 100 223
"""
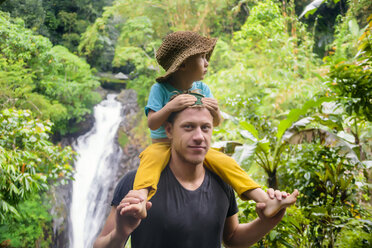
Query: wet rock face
115 89 144 180
52 89 145 247
51 182 72 248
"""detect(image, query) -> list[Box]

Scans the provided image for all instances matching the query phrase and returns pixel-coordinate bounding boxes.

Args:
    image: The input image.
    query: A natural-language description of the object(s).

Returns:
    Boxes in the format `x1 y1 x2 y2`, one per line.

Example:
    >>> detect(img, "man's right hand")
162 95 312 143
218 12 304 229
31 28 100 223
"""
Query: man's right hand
116 190 152 237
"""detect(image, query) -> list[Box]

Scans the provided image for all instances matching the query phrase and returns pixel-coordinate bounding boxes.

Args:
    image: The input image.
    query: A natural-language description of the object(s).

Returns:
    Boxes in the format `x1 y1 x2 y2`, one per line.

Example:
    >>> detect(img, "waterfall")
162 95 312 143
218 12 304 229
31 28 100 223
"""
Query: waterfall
69 94 124 248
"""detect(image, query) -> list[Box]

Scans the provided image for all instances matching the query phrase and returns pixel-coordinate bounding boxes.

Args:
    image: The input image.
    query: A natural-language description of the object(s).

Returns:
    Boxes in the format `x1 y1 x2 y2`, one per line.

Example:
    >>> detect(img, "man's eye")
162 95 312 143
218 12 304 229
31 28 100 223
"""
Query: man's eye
184 125 193 130
202 125 211 131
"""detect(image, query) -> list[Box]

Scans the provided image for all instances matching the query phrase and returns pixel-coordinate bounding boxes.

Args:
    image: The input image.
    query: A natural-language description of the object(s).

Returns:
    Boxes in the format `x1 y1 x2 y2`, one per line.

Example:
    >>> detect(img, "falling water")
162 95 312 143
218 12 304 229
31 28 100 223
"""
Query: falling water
69 94 124 248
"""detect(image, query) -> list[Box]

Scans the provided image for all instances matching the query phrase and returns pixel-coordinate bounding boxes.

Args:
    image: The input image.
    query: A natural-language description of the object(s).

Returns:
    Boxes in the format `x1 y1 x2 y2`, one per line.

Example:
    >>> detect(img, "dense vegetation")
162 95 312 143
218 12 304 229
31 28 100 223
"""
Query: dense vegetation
0 0 371 247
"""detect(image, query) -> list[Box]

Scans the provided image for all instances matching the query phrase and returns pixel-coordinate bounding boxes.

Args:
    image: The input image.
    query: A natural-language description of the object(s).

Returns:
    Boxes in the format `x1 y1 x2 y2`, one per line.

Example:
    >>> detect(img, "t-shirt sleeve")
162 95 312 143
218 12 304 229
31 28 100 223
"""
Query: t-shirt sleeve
201 82 213 98
111 170 137 206
209 170 239 217
145 83 167 116
226 186 239 217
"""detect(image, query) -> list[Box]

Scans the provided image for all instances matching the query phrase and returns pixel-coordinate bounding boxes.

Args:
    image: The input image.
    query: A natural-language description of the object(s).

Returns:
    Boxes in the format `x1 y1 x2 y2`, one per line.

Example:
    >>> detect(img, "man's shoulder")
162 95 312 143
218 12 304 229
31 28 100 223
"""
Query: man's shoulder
206 169 234 196
122 169 137 182
205 169 238 217
111 170 137 206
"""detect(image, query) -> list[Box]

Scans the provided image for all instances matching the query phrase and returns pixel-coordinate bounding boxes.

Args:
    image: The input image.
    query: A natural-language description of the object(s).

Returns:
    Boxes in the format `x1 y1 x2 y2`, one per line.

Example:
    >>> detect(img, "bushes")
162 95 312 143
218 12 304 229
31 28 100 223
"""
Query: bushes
0 11 101 135
0 194 53 248
0 108 74 222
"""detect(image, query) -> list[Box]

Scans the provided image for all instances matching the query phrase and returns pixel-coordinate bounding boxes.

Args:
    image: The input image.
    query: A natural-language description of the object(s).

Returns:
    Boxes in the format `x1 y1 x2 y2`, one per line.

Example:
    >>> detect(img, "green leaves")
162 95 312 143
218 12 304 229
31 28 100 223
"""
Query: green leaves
278 97 333 140
299 0 341 19
239 121 259 140
328 60 372 121
0 109 75 221
0 193 53 247
299 0 326 19
0 12 101 135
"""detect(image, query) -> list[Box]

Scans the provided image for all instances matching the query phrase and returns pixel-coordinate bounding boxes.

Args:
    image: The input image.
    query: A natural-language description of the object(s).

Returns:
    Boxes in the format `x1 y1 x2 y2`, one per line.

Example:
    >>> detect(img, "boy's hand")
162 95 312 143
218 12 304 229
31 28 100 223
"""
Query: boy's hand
116 190 152 236
165 94 197 112
202 97 222 126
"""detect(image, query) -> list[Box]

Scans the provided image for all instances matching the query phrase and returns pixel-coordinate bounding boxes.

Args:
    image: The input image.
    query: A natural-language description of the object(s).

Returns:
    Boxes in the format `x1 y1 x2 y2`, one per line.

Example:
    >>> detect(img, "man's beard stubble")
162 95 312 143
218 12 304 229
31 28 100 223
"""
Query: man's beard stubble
173 147 204 166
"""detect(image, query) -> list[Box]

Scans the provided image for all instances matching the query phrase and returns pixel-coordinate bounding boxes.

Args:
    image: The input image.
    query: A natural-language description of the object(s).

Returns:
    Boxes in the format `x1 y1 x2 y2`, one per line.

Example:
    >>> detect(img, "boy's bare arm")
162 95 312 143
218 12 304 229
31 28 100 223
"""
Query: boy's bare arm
148 94 197 130
202 97 222 126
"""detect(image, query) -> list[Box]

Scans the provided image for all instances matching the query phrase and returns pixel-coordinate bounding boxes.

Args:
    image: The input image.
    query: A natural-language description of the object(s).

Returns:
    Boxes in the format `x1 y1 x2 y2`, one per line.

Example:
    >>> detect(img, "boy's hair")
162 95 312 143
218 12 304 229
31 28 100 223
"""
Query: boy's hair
156 31 217 83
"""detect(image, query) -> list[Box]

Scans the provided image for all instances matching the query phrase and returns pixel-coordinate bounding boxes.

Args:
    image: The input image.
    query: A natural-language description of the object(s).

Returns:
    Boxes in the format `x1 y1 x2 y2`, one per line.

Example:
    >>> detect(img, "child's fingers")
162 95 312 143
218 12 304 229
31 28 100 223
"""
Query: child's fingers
202 98 219 110
119 204 141 216
173 94 197 102
202 97 218 104
169 95 197 110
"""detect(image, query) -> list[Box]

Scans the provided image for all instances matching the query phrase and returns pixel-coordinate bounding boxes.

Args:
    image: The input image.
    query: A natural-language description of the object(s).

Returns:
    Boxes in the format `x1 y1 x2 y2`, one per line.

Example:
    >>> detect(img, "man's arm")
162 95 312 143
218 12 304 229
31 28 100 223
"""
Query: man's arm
93 191 152 248
223 189 297 248
222 207 285 248
93 207 128 248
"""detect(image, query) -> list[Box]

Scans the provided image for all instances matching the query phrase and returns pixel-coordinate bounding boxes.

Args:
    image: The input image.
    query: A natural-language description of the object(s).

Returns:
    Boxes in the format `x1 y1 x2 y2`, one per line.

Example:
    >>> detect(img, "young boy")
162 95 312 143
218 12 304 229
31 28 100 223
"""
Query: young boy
133 31 298 218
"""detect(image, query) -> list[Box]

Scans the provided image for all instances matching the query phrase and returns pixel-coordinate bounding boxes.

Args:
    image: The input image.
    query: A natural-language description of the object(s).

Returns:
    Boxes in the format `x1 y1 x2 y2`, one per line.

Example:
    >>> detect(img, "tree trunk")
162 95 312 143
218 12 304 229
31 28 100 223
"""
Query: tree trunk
267 169 278 189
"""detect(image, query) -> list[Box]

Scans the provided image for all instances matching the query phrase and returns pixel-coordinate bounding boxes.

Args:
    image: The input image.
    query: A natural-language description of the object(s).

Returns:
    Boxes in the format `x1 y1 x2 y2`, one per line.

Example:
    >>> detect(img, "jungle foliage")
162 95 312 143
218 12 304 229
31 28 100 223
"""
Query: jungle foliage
0 11 101 136
0 109 74 222
0 0 371 247
0 0 114 52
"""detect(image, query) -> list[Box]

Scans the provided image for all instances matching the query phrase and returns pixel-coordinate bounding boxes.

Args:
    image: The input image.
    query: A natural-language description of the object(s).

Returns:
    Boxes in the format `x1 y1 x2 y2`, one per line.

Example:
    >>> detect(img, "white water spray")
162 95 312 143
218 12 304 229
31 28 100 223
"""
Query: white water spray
69 94 123 248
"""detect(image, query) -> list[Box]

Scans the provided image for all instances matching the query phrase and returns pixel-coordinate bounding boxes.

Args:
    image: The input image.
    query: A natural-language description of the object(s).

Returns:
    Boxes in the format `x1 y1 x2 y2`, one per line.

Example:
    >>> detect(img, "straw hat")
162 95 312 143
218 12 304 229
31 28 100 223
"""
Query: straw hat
156 31 217 82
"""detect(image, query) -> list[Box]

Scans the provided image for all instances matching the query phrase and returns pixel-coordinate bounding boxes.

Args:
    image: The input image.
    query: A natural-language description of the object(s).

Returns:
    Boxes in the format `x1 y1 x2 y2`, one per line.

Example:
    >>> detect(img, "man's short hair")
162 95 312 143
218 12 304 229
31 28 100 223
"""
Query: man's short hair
166 92 218 125
167 105 206 124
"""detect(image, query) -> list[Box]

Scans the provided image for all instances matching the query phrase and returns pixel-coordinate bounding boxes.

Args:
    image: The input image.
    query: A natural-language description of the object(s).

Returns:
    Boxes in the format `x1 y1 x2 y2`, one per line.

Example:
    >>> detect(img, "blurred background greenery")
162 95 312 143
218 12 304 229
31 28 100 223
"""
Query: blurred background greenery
0 0 371 247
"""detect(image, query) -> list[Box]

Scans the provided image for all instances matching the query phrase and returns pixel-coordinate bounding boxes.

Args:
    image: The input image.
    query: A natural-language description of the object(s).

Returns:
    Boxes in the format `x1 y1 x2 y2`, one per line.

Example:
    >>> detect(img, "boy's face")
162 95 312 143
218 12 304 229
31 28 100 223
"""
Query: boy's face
183 53 209 82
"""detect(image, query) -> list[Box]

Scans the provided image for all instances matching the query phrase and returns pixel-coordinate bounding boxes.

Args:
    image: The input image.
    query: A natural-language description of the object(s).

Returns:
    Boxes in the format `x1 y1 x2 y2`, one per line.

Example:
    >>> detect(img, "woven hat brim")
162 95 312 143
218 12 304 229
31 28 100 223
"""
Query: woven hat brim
156 37 217 83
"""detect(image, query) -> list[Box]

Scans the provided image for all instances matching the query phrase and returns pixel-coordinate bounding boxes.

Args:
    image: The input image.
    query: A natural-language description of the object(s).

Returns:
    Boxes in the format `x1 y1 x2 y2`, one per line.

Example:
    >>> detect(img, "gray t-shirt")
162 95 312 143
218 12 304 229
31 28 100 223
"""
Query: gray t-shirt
112 166 238 248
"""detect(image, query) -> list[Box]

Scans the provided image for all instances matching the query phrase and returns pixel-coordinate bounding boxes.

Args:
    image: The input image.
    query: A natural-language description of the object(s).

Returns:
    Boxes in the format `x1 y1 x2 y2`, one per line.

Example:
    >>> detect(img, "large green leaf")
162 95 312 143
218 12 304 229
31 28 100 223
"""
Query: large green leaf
277 97 333 140
231 143 257 166
239 121 259 140
299 0 325 19
285 128 359 163
212 141 243 155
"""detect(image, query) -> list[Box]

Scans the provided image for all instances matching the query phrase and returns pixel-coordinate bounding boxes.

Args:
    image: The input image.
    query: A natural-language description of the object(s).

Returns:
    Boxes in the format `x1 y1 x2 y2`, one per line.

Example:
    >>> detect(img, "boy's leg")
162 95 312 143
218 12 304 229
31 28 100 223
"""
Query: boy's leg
204 148 298 217
133 142 171 217
247 188 299 217
204 148 260 199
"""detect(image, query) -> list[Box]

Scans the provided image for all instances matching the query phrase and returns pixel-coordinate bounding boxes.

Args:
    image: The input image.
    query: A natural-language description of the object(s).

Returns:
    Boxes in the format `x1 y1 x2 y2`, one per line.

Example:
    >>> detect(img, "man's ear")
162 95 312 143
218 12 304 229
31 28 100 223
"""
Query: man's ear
165 122 173 139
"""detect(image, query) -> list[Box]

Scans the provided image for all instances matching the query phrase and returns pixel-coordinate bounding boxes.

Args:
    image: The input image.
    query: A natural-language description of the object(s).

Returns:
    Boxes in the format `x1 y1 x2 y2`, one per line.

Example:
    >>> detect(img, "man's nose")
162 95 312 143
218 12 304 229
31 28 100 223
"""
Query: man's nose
192 127 204 142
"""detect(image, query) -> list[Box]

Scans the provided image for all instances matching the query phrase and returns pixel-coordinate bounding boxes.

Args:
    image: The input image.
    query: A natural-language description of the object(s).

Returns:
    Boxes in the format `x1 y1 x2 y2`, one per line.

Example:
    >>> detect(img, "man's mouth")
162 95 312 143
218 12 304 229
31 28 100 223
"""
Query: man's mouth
188 145 206 151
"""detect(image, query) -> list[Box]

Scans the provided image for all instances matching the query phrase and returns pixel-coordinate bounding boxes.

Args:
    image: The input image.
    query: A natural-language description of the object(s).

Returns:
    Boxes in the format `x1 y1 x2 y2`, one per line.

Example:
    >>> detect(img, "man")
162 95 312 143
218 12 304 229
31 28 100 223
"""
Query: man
94 104 298 248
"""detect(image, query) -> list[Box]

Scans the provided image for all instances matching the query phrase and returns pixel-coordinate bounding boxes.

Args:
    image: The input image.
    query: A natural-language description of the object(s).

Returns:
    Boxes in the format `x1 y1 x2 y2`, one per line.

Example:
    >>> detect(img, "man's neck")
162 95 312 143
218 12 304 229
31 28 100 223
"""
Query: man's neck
169 154 205 191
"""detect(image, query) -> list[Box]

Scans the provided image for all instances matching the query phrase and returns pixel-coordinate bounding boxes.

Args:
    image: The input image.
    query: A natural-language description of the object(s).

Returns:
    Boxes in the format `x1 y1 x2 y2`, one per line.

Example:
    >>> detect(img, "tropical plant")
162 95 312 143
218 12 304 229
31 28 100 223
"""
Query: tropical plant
0 11 101 135
278 144 369 247
0 0 113 52
0 194 53 247
0 108 75 222
218 97 334 188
